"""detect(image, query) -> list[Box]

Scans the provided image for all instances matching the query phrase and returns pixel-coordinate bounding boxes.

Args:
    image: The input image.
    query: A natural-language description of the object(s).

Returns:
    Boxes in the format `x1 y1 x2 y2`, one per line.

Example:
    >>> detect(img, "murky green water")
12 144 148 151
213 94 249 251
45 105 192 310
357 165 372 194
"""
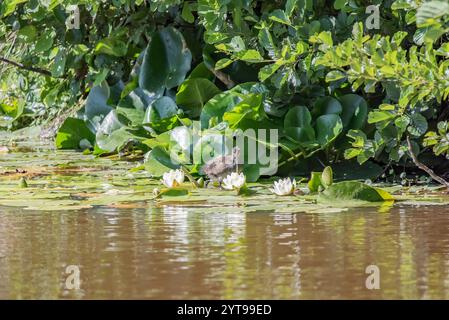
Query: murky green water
1 135 449 299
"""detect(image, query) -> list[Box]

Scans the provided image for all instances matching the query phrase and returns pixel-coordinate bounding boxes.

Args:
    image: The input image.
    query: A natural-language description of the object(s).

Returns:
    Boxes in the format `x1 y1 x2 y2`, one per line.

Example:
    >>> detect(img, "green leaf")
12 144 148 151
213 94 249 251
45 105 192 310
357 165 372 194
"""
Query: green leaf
200 91 243 128
258 64 282 82
158 188 190 197
416 1 449 26
314 96 342 116
325 70 346 82
223 94 265 128
284 106 316 144
321 166 333 188
139 27 192 97
116 106 145 127
215 58 233 70
238 49 264 62
181 2 195 23
284 106 312 127
95 37 128 57
316 114 343 146
258 28 277 58
18 25 37 42
308 172 323 193
95 110 135 152
408 113 428 137
145 146 180 176
51 48 66 78
368 110 396 124
35 33 54 52
285 0 298 16
176 78 221 118
189 62 215 80
3 0 28 16
143 96 179 133
84 81 112 132
322 181 394 202
243 164 261 183
56 118 95 150
193 133 228 165
334 0 347 10
269 9 291 25
0 99 24 127
339 94 368 130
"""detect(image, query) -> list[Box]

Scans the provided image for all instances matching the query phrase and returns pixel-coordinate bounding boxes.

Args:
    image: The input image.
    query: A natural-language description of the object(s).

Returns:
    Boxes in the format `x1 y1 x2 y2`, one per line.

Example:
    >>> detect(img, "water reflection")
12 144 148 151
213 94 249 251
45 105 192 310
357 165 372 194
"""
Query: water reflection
1 204 449 299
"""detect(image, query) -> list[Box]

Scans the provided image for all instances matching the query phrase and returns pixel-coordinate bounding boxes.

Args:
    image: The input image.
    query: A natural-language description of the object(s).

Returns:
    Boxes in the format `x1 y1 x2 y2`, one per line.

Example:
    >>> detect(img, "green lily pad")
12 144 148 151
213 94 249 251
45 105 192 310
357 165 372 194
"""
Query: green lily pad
322 181 394 202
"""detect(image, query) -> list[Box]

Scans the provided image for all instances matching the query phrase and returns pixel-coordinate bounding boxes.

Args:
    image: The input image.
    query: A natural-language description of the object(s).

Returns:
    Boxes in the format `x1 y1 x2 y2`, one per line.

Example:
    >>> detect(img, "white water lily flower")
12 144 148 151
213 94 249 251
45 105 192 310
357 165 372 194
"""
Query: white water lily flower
222 172 246 190
161 169 185 188
270 178 296 196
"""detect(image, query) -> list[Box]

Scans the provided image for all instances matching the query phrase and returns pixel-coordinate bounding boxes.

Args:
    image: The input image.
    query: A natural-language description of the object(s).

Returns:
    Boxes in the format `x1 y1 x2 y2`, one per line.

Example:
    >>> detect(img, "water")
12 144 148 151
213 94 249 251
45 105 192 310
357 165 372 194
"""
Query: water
1 138 449 299
1 204 449 299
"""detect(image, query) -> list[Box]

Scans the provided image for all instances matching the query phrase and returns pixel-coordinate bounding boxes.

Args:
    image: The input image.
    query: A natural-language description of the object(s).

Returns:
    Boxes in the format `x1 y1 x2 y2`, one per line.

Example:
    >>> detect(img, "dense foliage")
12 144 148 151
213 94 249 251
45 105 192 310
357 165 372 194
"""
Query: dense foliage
2 0 449 182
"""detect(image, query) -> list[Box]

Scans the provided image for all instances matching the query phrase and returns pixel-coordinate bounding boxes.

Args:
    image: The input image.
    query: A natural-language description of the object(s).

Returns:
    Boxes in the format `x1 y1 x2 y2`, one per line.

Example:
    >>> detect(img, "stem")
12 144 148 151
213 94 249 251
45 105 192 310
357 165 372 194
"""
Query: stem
278 147 322 168
206 66 235 89
181 166 199 188
0 56 53 77
406 136 449 189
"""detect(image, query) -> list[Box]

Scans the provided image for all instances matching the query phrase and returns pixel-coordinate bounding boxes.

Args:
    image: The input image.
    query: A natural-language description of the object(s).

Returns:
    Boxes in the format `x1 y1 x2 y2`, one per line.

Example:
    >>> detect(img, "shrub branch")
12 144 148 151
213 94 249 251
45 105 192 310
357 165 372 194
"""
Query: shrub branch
406 136 449 189
0 56 53 77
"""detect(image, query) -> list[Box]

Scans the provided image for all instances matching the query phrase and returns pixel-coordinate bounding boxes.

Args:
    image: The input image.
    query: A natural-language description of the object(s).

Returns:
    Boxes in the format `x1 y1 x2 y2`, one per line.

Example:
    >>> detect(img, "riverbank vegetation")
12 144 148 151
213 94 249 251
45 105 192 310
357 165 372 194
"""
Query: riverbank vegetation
1 0 449 189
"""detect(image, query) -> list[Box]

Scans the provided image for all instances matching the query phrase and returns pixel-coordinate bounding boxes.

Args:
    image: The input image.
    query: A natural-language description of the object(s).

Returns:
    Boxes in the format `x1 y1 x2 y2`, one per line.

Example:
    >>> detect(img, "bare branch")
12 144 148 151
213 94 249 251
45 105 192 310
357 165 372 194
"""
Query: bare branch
407 136 449 189
0 56 53 77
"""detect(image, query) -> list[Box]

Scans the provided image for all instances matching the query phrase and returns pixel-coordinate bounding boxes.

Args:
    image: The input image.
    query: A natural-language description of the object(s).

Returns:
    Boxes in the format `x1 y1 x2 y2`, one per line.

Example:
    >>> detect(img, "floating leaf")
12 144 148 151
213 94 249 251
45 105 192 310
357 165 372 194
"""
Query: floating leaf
322 181 394 202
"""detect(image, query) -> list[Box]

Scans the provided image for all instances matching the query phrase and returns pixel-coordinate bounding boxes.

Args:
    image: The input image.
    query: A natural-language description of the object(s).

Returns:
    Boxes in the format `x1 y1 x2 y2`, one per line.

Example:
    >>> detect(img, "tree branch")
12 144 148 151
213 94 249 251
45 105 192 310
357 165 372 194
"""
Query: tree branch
407 136 449 189
0 56 53 77
212 68 235 89
204 65 235 89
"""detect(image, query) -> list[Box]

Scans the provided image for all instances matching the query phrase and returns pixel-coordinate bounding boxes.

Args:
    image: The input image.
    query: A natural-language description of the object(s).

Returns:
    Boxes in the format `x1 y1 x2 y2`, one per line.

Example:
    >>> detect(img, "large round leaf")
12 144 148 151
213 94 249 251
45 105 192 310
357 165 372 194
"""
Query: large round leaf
84 81 112 132
223 93 265 129
95 110 136 152
144 146 180 177
284 106 315 144
313 96 342 116
284 106 312 127
55 118 95 150
316 114 343 146
322 181 394 202
143 96 179 133
200 91 243 128
339 94 368 130
139 27 192 98
176 78 221 118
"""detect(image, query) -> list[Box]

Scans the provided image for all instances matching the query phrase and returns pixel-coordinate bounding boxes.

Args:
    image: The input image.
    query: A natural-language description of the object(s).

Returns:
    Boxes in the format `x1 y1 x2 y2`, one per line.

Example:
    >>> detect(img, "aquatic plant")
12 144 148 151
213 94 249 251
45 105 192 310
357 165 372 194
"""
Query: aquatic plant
1 1 449 187
222 172 246 191
161 169 185 188
270 178 297 196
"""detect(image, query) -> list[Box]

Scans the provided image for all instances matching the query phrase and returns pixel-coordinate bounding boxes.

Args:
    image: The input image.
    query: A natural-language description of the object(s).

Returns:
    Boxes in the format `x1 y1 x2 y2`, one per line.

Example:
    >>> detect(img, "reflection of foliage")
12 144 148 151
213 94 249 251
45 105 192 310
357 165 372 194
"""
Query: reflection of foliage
2 1 449 182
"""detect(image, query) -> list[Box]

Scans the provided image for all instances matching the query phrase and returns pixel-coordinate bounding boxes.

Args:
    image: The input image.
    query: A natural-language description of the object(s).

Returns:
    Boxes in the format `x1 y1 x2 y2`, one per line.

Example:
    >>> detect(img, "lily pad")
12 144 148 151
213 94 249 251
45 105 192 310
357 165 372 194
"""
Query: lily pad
322 181 394 202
